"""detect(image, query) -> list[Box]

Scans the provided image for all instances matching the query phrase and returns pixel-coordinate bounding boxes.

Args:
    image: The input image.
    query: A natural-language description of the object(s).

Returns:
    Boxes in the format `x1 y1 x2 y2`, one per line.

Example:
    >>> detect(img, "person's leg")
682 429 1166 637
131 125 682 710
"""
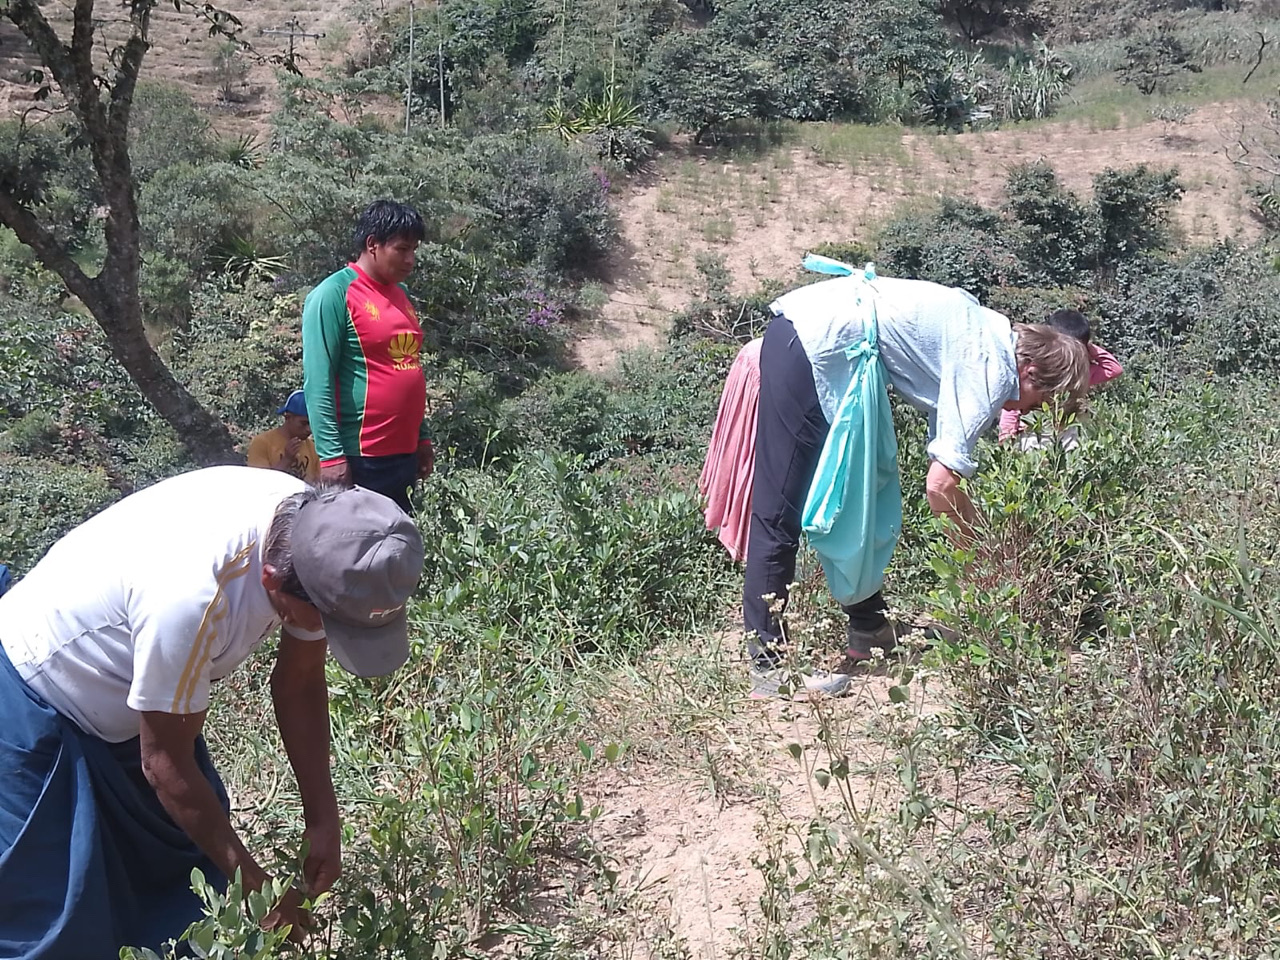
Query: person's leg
349 454 418 513
843 590 901 660
743 315 830 665
843 592 888 632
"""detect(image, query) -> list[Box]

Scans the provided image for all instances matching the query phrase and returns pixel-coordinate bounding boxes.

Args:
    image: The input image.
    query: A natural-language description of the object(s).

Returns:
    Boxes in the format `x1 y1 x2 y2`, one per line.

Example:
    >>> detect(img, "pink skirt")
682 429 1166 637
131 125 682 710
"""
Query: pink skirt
699 338 763 562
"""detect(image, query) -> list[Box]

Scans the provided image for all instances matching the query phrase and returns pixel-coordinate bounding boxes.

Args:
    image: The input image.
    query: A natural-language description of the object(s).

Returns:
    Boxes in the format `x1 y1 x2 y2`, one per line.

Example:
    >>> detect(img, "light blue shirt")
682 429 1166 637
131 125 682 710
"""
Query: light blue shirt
771 275 1019 477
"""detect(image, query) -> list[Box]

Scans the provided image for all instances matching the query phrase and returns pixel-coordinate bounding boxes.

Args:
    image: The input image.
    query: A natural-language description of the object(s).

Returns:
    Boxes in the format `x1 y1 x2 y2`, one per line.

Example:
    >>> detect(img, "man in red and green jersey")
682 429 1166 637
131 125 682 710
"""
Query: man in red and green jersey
302 200 434 513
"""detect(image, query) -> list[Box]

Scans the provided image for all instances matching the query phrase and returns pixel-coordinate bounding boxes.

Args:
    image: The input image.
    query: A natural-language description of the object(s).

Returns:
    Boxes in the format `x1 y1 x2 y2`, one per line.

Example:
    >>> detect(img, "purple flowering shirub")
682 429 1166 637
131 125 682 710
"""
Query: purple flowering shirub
520 286 564 327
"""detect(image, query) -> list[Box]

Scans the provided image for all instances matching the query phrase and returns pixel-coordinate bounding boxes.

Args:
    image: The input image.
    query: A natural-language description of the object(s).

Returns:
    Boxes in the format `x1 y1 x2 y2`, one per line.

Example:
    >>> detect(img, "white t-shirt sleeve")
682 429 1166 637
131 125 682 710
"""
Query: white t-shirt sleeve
127 577 222 716
126 546 260 716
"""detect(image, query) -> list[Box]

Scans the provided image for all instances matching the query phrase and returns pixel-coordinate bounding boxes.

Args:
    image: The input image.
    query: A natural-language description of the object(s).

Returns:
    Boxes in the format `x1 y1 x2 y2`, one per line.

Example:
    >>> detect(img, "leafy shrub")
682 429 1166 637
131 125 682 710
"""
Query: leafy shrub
505 371 615 457
1091 164 1183 264
1004 161 1095 285
0 455 117 574
984 283 1095 326
413 244 566 391
1200 245 1280 374
129 84 216 182
170 283 304 437
939 0 1033 42
877 199 1023 299
642 30 777 143
1116 21 1201 94
420 453 730 651
463 134 617 275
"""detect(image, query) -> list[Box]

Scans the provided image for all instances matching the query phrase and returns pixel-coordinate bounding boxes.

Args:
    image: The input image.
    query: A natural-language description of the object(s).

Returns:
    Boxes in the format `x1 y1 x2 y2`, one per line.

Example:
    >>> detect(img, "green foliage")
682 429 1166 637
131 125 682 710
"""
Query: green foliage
506 371 615 456
1004 160 1095 284
421 453 729 651
170 283 304 437
1001 41 1075 121
1091 164 1184 263
861 0 950 93
1208 246 1280 373
877 162 1183 299
939 0 1033 42
543 87 653 170
0 455 116 574
0 120 97 251
710 0 867 123
121 869 302 960
128 84 215 182
643 30 775 143
877 198 1022 299
1116 22 1202 94
463 134 617 274
137 162 260 327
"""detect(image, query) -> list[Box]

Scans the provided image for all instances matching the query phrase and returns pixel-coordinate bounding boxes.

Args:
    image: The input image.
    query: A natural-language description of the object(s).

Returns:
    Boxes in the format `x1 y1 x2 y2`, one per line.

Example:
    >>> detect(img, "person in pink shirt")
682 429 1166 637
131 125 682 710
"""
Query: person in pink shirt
998 309 1122 445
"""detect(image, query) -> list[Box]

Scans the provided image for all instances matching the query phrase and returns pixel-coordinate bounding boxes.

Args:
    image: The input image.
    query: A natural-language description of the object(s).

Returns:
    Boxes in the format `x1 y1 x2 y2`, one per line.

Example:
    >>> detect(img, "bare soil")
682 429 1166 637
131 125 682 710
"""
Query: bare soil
580 671 940 959
577 102 1265 371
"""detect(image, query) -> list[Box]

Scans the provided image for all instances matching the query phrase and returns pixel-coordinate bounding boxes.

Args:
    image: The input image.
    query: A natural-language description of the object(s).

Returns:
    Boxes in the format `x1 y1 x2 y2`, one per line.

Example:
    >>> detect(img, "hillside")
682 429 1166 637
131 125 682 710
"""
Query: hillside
0 0 388 122
8 1 1280 957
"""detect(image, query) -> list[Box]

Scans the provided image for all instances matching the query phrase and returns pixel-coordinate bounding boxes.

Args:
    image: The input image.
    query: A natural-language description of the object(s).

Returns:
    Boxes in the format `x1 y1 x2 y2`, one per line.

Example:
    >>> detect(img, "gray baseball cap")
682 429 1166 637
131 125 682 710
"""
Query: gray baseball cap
291 487 425 677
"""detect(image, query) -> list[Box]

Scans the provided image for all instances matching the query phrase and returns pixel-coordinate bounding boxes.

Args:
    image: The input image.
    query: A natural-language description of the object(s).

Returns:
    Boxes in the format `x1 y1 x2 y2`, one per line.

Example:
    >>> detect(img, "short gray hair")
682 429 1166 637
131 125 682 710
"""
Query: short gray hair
264 482 344 600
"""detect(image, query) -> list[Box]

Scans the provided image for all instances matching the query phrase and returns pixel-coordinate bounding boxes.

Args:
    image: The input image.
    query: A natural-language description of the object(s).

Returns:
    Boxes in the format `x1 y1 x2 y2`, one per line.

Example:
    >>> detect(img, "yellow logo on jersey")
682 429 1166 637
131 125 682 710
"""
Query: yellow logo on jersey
389 332 421 370
364 300 381 322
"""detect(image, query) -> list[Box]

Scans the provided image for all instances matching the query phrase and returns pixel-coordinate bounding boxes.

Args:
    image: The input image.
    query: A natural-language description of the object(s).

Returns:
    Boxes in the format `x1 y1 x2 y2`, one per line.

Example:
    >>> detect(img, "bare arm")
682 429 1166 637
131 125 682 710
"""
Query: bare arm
139 709 269 889
925 460 977 548
271 629 342 895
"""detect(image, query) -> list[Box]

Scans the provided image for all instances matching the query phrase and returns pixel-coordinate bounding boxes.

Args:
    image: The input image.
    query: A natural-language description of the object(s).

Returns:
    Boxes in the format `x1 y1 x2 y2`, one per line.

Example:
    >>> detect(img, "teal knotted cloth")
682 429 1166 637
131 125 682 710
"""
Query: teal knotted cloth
799 256 904 605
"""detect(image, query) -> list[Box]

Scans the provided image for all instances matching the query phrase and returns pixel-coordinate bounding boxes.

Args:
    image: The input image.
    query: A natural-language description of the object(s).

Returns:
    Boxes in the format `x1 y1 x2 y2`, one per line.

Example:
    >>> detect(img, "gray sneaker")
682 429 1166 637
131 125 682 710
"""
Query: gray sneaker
749 663 854 699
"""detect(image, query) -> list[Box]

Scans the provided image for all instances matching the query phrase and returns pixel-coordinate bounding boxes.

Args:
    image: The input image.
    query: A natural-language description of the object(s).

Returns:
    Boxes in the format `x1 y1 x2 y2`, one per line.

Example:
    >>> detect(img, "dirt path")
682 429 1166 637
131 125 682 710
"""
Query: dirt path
581 671 946 958
575 101 1265 371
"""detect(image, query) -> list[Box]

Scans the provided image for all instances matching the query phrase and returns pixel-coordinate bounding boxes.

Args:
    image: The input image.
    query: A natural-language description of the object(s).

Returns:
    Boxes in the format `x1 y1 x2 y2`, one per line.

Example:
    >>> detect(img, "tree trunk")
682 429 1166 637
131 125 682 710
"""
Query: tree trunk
90 274 239 467
1 0 238 466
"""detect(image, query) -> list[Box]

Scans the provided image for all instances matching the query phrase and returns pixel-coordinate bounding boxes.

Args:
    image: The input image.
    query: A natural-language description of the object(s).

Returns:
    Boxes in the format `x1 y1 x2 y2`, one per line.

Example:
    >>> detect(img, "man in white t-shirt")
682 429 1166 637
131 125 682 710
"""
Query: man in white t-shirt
0 466 424 958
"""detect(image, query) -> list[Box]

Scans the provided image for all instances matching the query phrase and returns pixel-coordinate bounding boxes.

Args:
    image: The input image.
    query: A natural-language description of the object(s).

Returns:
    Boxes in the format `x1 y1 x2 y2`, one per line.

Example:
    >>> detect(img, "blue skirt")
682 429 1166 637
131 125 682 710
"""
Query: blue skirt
0 641 229 959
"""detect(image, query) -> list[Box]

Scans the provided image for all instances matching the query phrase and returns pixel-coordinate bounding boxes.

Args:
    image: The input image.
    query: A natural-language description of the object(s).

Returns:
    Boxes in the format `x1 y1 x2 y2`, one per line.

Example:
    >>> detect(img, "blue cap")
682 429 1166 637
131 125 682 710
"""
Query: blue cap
277 390 308 417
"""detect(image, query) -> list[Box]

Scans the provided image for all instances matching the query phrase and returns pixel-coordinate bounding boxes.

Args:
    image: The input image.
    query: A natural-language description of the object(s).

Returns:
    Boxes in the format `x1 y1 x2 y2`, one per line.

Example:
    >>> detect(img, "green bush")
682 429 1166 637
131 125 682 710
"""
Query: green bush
642 30 777 143
462 134 617 276
419 453 731 652
129 84 216 182
0 455 117 574
505 371 615 457
1091 164 1183 265
877 200 1023 299
1005 160 1095 284
170 283 305 438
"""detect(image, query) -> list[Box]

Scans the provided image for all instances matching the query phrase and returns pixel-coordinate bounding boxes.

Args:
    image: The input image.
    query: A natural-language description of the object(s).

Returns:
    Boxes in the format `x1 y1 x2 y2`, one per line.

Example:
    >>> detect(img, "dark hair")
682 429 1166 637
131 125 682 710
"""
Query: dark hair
353 200 426 254
1048 308 1090 344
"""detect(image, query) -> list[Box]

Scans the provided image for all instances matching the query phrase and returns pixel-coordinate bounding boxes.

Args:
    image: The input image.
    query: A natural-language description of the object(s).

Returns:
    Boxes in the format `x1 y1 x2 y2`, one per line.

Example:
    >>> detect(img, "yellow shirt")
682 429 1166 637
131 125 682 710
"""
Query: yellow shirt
246 427 319 484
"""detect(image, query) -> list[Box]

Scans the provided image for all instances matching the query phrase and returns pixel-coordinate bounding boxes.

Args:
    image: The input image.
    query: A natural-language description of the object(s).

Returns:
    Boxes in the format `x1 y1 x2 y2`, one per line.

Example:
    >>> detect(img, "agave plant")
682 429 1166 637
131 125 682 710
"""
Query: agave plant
540 101 588 143
219 133 265 170
208 235 287 284
540 88 652 170
577 88 642 131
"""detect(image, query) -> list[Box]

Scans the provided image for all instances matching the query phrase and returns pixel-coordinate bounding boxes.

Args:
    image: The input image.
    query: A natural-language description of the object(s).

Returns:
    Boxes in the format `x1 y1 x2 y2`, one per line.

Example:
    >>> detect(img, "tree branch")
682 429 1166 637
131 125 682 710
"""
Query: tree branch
0 186 99 306
1244 31 1271 86
108 32 149 142
4 0 107 138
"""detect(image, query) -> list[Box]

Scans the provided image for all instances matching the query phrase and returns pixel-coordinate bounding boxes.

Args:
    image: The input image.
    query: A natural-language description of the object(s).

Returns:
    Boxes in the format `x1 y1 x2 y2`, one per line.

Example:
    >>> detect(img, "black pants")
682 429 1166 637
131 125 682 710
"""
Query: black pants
743 315 886 662
350 453 417 513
